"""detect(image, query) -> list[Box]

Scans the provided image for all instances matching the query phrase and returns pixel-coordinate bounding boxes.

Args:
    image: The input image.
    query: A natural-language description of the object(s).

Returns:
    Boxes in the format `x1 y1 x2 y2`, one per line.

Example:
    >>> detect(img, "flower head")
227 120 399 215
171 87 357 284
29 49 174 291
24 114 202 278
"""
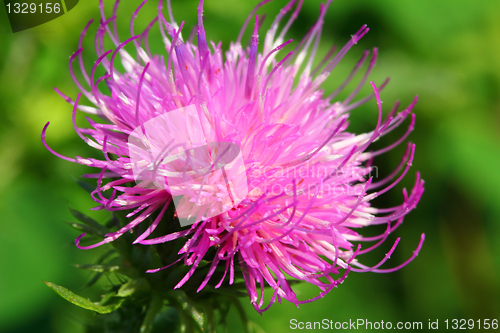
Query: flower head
43 0 425 312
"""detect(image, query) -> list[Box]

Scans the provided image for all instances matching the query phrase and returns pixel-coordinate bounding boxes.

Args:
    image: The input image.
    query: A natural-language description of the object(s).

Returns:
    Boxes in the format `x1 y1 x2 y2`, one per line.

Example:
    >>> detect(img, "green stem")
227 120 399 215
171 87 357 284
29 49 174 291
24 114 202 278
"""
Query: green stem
229 297 250 333
140 294 164 333
202 303 215 333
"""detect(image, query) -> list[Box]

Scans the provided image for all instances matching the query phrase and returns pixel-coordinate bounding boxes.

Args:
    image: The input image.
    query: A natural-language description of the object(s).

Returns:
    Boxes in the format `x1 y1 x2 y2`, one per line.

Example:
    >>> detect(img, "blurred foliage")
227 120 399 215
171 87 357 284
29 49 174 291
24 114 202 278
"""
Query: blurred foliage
0 0 499 332
45 207 259 333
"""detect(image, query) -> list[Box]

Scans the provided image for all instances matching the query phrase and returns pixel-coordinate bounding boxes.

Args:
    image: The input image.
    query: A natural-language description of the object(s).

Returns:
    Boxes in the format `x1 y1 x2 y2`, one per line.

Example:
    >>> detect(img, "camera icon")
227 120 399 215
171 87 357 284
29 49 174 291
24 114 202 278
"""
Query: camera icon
128 105 248 227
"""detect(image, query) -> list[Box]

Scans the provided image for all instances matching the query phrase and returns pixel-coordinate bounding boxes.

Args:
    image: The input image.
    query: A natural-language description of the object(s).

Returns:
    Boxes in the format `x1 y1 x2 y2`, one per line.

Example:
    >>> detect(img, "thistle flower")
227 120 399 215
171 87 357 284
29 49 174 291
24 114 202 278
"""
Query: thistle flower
42 0 425 312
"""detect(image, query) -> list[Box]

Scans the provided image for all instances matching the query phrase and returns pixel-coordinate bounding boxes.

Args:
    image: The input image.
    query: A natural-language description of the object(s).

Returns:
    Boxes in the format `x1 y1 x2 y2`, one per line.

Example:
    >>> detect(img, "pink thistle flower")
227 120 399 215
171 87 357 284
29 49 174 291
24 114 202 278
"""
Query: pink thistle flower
42 0 425 312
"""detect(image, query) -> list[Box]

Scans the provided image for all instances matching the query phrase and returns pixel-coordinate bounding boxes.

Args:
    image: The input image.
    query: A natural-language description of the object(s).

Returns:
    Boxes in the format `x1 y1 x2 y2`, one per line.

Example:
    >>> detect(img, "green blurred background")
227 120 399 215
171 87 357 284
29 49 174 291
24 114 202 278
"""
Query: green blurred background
1 0 499 332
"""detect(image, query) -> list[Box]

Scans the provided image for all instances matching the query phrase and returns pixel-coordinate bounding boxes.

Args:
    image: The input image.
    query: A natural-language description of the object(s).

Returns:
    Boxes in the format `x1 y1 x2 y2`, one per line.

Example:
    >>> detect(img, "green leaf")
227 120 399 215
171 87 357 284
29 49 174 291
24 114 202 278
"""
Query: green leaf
43 281 123 314
75 263 137 279
140 294 164 333
76 180 95 194
210 287 248 298
95 249 117 264
74 264 121 273
201 303 215 333
65 221 106 238
82 272 103 290
82 250 118 289
169 290 205 330
69 207 109 235
116 278 150 297
99 291 117 305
